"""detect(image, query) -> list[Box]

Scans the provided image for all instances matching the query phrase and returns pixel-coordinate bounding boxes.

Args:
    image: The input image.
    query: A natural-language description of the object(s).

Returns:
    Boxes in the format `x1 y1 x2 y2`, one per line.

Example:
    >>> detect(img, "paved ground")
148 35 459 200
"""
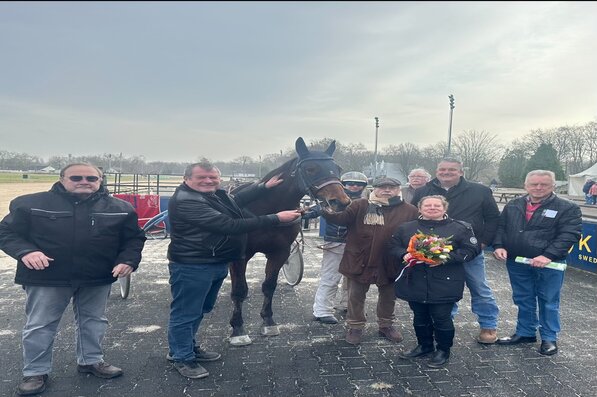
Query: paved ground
1 231 596 397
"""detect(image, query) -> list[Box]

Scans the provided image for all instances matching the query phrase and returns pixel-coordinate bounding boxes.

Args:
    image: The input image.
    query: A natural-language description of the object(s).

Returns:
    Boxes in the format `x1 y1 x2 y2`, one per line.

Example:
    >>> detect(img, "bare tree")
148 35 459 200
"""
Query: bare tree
583 121 597 167
306 138 371 173
382 143 422 176
451 130 502 181
419 143 448 175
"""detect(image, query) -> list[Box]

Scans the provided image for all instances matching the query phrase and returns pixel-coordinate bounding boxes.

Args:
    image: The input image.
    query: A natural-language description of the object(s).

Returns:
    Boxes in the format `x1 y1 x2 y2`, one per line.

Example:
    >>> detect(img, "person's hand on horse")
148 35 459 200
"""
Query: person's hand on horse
265 173 284 189
276 209 301 223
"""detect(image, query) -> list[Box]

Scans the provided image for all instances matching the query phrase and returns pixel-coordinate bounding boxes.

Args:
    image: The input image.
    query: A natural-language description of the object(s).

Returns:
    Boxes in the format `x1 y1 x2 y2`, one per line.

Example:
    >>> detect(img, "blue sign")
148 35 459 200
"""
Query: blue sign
567 221 597 273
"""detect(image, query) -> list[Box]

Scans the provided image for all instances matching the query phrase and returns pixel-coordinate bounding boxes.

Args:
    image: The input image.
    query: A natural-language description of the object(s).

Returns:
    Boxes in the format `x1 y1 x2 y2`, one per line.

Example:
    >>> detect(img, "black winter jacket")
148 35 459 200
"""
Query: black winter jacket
412 177 500 247
167 182 280 264
0 183 146 287
390 218 480 304
492 194 582 261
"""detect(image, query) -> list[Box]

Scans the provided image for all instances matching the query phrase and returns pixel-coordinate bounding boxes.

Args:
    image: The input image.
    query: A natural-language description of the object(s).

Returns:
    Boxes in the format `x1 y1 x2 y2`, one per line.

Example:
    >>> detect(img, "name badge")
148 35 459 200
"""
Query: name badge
543 209 558 218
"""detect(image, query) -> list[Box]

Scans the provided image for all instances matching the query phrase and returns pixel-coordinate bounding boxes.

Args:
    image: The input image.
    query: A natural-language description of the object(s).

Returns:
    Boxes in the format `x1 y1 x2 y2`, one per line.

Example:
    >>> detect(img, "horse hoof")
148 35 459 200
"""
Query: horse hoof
261 325 280 336
229 335 252 346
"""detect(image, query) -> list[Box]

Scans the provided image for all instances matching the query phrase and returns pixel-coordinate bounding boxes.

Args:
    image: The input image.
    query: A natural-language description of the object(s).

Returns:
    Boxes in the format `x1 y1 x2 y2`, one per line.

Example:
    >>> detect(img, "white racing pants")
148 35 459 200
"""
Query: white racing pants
313 242 348 317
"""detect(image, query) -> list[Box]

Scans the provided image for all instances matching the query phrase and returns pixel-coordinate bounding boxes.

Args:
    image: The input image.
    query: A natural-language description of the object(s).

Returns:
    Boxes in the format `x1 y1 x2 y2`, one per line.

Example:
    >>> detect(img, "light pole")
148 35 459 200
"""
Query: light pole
373 117 379 180
447 95 455 155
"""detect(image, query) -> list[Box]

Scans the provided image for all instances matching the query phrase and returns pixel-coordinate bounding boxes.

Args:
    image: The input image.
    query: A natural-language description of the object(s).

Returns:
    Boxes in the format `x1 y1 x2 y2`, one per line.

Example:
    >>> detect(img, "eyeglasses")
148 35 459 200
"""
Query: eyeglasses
344 182 366 187
68 175 100 182
409 175 427 178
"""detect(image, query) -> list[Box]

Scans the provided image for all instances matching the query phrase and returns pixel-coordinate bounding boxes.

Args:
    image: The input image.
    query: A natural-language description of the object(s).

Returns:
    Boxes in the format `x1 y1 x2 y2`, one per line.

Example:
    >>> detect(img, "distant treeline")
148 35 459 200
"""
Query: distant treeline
2 121 596 187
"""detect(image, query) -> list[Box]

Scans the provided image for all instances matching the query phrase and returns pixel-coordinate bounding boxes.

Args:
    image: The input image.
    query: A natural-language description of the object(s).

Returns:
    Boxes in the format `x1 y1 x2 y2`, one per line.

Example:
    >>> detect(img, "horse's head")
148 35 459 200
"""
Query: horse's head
293 137 351 211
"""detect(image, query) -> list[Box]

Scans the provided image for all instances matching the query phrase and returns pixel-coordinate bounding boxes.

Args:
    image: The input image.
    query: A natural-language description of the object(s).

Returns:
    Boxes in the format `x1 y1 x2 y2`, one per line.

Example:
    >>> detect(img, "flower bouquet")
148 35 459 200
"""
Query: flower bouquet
395 232 453 281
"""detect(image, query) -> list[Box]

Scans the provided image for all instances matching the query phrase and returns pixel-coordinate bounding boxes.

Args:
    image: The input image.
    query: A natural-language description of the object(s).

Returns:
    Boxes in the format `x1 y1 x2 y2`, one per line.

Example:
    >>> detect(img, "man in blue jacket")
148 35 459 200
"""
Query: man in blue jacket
412 157 501 344
303 171 369 325
493 170 582 355
0 163 146 396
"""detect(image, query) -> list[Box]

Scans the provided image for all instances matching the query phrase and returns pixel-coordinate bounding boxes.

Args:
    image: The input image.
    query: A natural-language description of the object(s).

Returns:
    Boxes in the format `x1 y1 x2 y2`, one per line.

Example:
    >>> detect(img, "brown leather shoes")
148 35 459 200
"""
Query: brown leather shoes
17 374 48 396
478 329 498 344
346 328 363 345
77 361 123 379
378 326 404 343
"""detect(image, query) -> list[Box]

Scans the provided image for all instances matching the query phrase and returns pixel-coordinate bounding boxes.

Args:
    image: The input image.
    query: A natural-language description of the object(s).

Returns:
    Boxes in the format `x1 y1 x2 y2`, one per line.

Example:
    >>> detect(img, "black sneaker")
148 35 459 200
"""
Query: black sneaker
172 361 209 379
167 346 221 362
17 374 48 396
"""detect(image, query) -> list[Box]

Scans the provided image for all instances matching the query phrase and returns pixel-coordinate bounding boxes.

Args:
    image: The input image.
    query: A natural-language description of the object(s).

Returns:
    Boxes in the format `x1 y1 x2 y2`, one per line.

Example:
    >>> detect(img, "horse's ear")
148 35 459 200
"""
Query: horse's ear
295 137 309 158
325 140 336 156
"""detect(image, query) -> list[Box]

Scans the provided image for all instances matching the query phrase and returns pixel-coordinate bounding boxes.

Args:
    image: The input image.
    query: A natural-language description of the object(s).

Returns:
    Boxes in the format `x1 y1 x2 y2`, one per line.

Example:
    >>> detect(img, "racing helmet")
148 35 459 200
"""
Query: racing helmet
341 171 368 185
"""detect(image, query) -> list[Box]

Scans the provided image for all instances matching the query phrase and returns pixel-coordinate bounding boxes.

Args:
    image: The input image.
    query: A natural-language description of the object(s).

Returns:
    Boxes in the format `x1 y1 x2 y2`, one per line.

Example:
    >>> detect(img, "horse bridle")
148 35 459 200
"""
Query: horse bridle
291 156 343 201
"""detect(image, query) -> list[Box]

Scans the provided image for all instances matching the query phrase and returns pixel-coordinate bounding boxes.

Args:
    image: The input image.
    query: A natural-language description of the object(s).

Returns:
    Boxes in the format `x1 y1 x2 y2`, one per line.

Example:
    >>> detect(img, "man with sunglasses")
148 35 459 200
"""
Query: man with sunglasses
302 171 369 325
0 163 146 396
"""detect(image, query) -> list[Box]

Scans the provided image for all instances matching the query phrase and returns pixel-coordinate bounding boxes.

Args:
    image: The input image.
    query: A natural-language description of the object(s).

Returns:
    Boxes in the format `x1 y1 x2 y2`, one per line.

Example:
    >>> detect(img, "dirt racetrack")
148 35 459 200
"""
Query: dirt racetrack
0 182 54 217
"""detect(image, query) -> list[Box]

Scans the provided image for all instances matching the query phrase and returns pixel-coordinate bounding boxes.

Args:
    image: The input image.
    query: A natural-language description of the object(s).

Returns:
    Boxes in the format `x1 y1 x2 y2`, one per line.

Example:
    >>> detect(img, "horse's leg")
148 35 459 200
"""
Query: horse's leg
229 259 252 346
260 251 289 336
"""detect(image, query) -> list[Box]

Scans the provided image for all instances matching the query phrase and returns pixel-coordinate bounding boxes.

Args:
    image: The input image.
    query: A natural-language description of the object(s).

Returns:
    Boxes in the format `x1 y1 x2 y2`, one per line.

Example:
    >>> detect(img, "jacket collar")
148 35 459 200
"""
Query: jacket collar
50 181 107 202
521 192 556 206
429 176 467 191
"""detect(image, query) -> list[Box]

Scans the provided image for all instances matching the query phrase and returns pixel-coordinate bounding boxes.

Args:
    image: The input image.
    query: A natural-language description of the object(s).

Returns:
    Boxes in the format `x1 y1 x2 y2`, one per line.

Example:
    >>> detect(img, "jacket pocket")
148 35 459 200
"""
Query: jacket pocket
429 267 464 301
340 245 368 275
30 209 73 236
90 212 128 237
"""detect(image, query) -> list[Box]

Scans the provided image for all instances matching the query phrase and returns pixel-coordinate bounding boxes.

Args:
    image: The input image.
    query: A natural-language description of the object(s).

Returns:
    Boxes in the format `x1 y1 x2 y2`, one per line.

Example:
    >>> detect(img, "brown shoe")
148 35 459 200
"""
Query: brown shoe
378 326 404 343
17 374 48 396
346 328 363 345
77 361 123 379
478 329 498 344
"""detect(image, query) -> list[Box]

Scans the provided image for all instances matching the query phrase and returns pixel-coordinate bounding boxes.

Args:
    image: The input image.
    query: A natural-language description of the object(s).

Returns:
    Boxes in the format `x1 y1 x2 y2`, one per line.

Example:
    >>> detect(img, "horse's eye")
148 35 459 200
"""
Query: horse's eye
304 165 318 175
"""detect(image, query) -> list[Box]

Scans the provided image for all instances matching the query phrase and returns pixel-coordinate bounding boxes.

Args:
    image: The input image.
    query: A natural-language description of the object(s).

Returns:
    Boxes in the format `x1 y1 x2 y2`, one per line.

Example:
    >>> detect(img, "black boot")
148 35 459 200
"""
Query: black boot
414 324 434 345
427 328 455 368
427 349 450 368
400 324 435 359
399 344 435 358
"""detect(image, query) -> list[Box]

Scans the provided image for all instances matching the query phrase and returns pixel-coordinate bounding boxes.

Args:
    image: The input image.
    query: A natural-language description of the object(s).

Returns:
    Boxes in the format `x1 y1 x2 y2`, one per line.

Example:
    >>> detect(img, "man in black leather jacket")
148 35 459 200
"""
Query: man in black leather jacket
493 170 581 356
166 160 300 379
0 163 146 396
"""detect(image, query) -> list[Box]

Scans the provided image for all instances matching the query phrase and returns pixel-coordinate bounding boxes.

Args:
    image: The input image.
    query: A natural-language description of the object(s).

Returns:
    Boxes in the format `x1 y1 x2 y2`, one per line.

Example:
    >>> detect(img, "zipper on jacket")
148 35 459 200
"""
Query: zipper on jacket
212 236 229 257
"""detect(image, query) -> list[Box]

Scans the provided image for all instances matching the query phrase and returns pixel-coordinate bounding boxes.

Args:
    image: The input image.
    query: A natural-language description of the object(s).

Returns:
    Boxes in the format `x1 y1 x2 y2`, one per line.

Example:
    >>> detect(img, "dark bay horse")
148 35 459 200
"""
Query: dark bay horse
228 137 351 346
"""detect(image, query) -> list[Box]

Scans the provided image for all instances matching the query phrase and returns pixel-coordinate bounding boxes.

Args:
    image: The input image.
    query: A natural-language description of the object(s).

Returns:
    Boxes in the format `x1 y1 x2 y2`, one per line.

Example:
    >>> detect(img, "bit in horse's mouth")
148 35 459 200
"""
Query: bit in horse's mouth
322 198 351 212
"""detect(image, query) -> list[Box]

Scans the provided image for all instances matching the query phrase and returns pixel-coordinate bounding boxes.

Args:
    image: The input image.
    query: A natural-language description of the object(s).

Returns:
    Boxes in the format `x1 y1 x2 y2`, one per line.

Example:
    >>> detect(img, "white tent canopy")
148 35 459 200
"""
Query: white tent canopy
568 163 597 196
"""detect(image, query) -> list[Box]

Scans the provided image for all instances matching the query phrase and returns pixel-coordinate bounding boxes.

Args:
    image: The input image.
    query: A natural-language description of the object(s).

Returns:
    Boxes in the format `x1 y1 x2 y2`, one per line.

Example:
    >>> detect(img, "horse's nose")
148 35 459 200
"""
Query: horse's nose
328 198 350 211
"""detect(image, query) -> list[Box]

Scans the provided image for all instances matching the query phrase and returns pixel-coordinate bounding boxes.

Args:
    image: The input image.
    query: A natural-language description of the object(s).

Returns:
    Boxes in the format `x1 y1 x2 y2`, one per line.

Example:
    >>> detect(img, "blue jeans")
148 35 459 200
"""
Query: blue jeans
22 285 111 376
505 259 565 341
168 262 228 362
452 253 499 329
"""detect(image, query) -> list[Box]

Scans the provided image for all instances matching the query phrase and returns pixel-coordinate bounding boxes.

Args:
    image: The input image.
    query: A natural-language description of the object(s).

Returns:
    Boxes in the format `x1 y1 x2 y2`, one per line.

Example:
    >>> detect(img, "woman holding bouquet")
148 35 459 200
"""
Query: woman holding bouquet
389 195 480 368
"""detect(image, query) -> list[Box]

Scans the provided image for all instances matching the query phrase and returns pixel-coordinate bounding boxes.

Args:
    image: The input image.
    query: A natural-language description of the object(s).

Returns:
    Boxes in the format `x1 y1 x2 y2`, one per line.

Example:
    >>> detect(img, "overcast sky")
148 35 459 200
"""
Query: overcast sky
1 1 596 162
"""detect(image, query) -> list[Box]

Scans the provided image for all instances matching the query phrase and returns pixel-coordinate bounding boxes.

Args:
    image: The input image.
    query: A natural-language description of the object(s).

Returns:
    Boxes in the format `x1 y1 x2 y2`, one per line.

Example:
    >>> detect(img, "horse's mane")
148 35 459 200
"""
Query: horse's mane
260 157 297 182
231 157 298 195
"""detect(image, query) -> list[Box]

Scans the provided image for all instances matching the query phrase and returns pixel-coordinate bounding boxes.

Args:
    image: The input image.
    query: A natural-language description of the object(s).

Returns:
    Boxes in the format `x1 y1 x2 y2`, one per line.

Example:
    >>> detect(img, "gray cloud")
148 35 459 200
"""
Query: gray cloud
1 2 596 162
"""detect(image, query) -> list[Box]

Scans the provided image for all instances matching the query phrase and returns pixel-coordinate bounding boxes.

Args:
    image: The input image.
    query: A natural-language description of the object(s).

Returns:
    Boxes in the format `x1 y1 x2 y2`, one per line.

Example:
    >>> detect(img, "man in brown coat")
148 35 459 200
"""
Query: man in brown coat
322 177 419 345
